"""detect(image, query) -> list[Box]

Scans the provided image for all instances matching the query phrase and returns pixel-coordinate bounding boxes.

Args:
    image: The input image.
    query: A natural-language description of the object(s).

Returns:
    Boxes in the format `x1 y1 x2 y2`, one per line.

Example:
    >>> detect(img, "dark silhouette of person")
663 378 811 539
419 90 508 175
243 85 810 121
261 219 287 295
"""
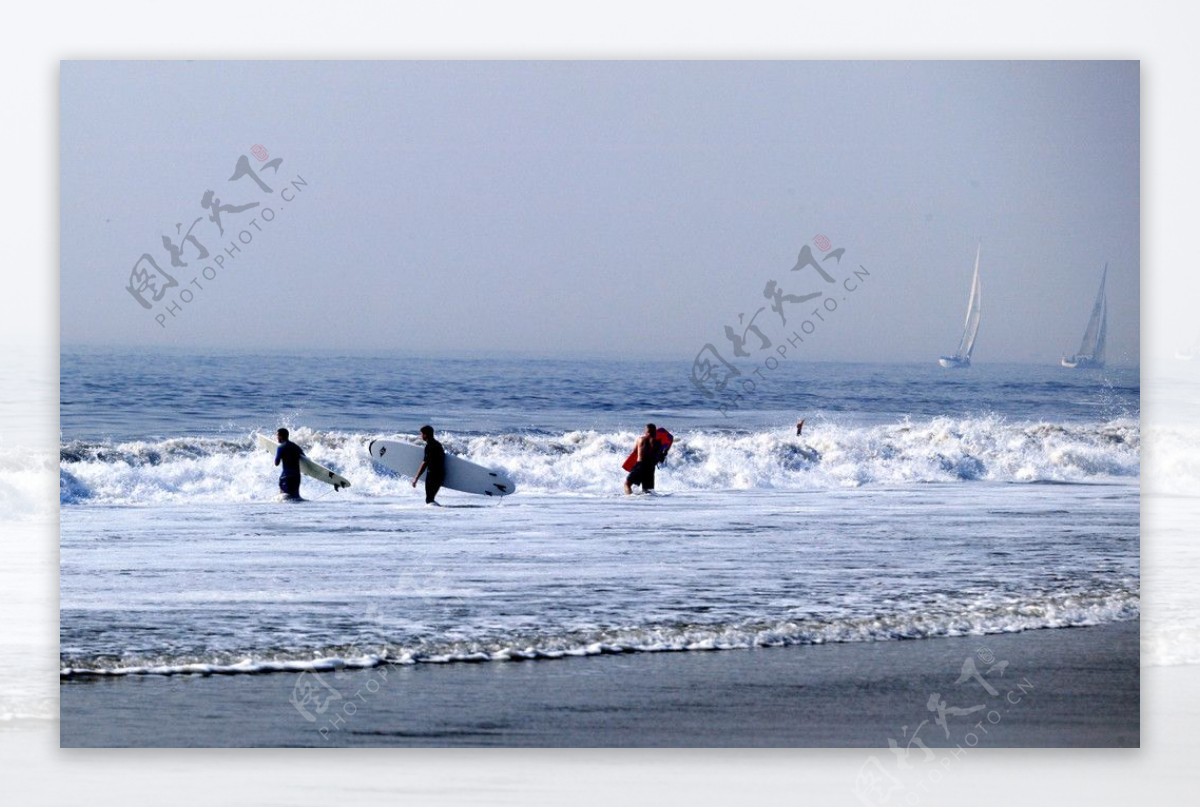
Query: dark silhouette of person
624 423 660 495
274 428 304 500
413 425 446 505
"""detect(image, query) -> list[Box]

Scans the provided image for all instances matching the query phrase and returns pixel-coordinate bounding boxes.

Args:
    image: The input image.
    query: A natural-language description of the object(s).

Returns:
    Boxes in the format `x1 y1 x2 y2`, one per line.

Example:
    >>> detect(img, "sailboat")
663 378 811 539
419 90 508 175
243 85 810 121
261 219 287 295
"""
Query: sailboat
938 244 982 368
1062 264 1107 369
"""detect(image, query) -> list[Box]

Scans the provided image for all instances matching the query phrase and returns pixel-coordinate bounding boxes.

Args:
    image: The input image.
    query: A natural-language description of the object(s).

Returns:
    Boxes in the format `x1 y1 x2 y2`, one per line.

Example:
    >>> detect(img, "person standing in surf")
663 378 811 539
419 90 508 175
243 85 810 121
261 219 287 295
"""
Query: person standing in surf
274 428 305 500
413 425 446 505
624 423 660 495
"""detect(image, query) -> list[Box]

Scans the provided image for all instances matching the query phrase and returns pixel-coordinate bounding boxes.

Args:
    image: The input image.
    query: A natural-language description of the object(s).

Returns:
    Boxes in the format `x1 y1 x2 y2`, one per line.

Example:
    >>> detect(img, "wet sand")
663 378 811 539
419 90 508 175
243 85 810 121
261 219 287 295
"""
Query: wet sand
59 622 1138 748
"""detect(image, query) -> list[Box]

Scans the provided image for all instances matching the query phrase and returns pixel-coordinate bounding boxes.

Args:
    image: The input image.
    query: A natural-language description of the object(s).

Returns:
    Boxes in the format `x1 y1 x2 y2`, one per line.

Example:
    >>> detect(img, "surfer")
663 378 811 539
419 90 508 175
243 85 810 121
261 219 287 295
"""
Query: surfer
624 423 660 495
273 428 304 500
796 419 805 436
412 425 446 505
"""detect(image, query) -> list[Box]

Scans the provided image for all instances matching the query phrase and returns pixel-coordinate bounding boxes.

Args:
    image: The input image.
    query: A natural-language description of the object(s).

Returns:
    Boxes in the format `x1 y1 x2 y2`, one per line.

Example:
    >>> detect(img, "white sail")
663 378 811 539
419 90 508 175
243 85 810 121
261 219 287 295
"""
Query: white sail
939 244 981 367
957 246 982 360
1063 265 1107 368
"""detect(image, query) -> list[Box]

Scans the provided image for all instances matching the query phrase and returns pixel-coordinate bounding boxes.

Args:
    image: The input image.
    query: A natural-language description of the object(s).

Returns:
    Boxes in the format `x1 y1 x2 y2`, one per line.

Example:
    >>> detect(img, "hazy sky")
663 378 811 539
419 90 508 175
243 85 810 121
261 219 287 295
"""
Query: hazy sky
61 60 1139 363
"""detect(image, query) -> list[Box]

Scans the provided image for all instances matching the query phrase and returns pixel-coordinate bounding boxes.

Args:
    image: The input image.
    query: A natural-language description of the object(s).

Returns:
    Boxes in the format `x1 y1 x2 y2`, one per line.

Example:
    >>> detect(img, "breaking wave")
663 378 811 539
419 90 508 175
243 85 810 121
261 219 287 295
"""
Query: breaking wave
60 416 1139 505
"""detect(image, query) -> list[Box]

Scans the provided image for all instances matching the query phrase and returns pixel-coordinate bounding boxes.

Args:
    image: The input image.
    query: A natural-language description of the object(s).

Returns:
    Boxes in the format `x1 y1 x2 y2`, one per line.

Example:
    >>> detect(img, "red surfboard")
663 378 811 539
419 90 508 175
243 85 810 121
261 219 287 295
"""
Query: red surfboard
622 428 673 472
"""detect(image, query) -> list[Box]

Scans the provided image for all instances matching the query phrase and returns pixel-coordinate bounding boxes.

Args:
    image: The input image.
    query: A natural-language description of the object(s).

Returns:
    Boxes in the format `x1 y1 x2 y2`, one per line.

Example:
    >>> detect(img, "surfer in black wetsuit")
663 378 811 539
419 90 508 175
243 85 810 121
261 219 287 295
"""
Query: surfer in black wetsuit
274 428 304 500
624 423 660 495
413 424 446 505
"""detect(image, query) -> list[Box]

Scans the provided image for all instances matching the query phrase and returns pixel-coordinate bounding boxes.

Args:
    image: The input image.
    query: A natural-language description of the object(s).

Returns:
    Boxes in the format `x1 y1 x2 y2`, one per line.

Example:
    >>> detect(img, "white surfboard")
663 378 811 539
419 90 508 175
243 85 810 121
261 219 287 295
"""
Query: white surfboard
255 433 351 491
367 439 516 498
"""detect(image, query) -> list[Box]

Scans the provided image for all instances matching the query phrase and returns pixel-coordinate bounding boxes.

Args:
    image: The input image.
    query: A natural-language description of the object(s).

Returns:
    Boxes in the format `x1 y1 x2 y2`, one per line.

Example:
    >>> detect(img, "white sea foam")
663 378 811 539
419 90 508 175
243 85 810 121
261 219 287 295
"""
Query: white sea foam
60 412 1142 681
1143 424 1200 496
59 417 1140 505
0 447 56 520
59 589 1139 678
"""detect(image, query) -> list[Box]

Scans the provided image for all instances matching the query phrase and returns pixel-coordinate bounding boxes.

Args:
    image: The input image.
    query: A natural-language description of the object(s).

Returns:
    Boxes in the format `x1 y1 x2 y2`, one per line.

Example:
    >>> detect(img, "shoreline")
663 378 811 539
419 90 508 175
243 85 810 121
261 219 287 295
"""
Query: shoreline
60 621 1138 748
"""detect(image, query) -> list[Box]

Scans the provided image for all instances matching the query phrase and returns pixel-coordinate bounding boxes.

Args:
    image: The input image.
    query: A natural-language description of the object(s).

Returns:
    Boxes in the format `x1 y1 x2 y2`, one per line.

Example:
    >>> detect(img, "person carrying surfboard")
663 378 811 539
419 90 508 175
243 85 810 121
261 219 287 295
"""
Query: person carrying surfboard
274 428 305 500
412 425 446 505
624 423 661 495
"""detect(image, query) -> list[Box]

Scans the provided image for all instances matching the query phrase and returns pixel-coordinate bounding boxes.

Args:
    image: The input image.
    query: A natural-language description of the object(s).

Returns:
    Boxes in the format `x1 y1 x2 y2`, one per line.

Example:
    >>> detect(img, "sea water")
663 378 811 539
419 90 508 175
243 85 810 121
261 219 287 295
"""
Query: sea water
59 349 1140 676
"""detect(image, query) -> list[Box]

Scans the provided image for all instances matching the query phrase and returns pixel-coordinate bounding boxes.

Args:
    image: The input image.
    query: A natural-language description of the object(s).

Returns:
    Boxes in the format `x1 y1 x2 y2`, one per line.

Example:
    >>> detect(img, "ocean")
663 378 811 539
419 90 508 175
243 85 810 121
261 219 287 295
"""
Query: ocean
59 348 1140 689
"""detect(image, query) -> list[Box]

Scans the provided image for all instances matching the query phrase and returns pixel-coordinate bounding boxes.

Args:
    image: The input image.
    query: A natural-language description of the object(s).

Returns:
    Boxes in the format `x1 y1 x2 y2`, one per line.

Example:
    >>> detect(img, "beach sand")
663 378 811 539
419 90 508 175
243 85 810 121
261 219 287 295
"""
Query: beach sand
59 621 1138 748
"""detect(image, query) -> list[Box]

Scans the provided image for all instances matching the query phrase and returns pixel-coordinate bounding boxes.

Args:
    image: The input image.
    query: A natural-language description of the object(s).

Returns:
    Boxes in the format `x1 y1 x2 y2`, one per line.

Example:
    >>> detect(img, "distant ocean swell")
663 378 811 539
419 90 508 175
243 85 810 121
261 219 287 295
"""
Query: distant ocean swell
59 416 1140 505
59 587 1139 678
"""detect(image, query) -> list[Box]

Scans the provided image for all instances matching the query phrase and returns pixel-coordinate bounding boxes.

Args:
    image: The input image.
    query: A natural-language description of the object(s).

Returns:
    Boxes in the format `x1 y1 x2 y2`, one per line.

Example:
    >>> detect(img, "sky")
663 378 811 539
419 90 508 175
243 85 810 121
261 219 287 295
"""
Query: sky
60 60 1140 364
